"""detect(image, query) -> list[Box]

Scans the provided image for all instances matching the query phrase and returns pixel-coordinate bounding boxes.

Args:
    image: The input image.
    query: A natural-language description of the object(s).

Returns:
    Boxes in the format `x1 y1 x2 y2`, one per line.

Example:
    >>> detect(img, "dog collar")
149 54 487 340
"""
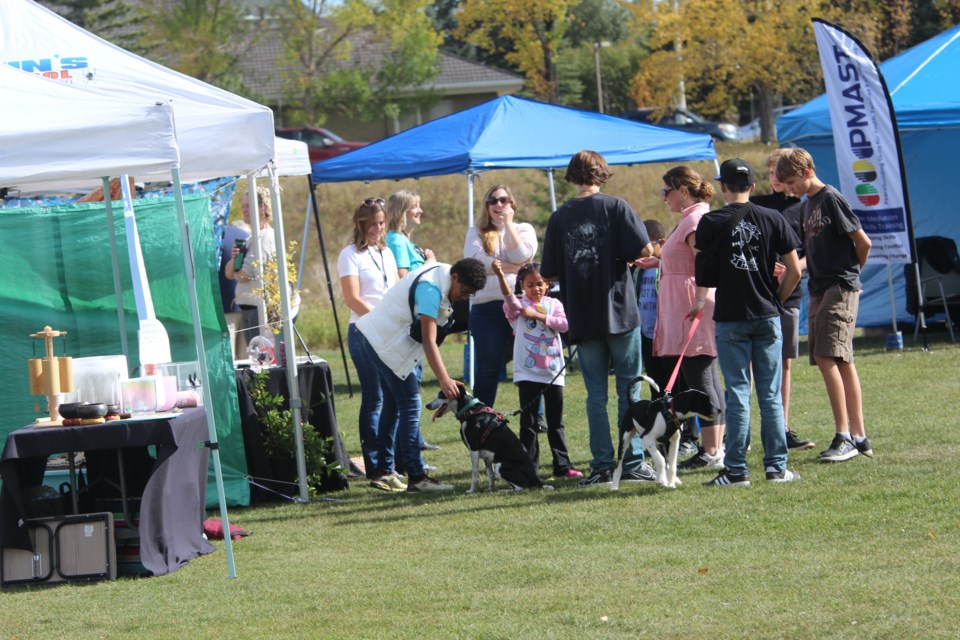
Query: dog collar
455 398 482 420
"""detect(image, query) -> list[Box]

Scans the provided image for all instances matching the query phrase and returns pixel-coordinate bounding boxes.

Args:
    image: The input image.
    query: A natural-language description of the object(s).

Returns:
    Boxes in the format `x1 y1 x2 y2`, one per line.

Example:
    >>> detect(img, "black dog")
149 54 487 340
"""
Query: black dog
612 375 718 490
426 384 550 493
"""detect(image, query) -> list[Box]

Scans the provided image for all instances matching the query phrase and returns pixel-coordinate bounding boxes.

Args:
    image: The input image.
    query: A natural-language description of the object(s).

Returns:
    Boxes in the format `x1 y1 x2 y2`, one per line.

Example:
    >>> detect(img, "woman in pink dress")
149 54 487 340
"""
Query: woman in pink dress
653 166 726 469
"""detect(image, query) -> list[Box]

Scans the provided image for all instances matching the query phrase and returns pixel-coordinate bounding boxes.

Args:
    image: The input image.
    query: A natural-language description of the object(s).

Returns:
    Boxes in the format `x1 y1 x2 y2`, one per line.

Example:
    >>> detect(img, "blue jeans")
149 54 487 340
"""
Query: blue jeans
347 324 382 477
576 326 644 473
715 318 788 475
469 300 513 408
354 332 424 479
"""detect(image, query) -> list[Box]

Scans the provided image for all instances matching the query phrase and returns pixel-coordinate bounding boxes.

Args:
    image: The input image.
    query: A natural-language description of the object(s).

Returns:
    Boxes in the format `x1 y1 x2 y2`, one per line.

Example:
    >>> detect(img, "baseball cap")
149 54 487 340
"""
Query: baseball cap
715 158 756 187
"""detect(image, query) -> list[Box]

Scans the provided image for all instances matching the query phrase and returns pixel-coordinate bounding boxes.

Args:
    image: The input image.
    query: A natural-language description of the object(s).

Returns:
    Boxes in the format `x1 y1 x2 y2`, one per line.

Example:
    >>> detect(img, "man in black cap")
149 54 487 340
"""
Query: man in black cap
694 158 803 487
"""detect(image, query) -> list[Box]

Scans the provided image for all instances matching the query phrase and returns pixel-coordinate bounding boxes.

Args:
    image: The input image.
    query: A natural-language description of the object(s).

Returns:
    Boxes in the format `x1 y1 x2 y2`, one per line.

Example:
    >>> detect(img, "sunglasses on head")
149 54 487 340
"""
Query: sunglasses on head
486 196 511 206
362 197 385 207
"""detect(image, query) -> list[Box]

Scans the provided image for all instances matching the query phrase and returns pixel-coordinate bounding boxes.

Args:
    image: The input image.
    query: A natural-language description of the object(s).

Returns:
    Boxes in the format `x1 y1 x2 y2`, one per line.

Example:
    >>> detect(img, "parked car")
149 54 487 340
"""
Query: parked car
275 127 367 163
737 105 798 142
619 107 738 142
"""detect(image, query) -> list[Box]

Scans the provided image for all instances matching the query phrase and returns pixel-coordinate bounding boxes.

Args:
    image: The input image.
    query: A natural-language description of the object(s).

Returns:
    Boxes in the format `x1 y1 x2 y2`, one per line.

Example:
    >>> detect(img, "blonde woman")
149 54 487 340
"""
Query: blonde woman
225 187 274 357
463 184 537 408
386 190 435 278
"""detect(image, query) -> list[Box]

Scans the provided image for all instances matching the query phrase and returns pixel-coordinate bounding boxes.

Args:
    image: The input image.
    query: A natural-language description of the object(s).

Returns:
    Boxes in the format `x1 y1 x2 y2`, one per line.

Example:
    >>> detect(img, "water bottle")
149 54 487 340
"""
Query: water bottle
233 238 248 271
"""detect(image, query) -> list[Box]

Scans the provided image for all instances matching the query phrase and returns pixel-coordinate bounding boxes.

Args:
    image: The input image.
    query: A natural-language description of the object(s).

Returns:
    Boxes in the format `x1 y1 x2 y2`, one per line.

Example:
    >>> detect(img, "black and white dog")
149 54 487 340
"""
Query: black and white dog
612 375 718 490
426 383 550 493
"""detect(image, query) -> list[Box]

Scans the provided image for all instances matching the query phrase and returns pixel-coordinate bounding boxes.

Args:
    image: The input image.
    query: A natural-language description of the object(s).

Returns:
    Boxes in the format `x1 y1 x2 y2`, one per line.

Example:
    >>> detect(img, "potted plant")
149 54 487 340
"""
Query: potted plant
244 369 342 496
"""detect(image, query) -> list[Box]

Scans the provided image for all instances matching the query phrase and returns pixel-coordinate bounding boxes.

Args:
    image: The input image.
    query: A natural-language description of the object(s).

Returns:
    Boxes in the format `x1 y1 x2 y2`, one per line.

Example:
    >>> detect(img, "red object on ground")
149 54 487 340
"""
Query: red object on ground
203 518 250 541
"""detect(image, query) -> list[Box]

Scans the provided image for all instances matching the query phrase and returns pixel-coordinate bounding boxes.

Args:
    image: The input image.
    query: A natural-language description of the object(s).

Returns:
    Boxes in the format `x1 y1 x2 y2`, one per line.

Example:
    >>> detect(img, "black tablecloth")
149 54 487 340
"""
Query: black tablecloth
0 408 215 576
235 361 349 501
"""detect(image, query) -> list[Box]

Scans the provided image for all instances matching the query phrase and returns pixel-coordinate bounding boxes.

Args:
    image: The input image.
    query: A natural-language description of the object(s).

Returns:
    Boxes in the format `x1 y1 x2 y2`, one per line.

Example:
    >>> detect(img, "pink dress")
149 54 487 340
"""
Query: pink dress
653 202 717 357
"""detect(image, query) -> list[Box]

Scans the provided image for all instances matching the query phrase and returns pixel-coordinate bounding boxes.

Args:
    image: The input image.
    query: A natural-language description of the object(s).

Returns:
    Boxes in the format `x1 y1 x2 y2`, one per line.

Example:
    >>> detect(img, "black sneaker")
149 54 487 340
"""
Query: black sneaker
702 469 751 487
577 468 612 487
785 430 815 450
819 434 859 462
764 466 801 482
854 436 874 458
406 475 454 492
621 463 657 483
534 414 549 433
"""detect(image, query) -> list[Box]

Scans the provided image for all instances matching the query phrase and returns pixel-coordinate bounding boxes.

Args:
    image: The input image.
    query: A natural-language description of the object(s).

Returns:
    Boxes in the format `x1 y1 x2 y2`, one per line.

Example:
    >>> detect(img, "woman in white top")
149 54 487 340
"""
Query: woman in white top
337 198 402 488
225 187 275 358
463 184 537 408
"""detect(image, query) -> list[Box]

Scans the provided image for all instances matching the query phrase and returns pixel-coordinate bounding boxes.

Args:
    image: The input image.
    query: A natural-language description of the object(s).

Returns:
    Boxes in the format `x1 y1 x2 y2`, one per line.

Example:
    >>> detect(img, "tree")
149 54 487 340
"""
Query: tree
627 0 875 143
139 0 262 95
275 0 441 127
39 0 146 53
455 0 572 103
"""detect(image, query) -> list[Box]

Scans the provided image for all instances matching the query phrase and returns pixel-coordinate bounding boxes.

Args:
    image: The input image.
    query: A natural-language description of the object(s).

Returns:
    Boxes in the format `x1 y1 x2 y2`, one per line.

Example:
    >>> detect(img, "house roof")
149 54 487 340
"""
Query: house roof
239 26 523 105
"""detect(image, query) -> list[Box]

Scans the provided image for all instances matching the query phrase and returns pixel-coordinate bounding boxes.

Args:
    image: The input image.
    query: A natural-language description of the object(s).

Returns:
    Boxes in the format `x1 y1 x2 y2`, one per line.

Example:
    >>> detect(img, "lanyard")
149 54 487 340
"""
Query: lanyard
369 247 387 286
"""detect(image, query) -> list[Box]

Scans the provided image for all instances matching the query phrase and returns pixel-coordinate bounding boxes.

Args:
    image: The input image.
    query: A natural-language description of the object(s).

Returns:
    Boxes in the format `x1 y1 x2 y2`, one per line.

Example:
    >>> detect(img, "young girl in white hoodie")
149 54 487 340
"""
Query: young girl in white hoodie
492 260 581 479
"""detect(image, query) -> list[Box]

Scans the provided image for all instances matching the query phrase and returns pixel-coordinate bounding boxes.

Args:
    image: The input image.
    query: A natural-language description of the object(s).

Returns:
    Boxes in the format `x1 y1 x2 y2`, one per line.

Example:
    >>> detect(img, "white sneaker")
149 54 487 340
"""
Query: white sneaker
406 475 454 493
382 474 407 491
704 448 725 468
765 466 801 482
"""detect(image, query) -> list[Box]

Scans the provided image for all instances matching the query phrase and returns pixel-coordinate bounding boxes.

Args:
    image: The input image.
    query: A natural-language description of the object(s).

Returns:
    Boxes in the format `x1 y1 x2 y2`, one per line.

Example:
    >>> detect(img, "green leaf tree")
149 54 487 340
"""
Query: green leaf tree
455 0 572 103
275 0 441 128
39 0 146 53
138 0 262 95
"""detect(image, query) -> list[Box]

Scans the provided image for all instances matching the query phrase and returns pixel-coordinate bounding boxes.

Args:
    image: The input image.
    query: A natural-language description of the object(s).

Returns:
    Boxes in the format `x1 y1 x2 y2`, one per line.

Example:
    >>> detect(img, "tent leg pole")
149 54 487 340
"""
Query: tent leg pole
308 177 352 396
102 177 130 361
466 172 476 389
172 168 237 579
297 192 311 292
913 262 929 351
267 166 310 503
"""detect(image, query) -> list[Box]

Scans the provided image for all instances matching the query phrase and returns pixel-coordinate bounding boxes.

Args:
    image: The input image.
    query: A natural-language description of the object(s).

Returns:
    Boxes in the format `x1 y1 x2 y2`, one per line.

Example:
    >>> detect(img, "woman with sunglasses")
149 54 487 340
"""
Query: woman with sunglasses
337 197 404 491
654 166 727 470
463 184 537 408
386 190 435 278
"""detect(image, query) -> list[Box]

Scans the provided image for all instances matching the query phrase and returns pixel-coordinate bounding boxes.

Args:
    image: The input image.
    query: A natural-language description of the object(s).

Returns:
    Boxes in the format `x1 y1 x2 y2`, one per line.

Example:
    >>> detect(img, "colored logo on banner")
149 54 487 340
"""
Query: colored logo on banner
853 160 880 204
853 160 877 182
5 56 89 81
855 183 881 205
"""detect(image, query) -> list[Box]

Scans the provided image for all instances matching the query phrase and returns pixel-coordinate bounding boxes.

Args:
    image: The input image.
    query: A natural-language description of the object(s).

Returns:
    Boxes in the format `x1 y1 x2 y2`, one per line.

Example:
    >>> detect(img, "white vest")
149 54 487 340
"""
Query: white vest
356 263 453 379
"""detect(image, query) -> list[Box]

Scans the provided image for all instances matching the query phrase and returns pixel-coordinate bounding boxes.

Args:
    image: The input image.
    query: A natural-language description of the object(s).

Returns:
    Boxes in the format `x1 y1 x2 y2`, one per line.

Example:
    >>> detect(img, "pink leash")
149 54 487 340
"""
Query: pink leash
664 309 703 394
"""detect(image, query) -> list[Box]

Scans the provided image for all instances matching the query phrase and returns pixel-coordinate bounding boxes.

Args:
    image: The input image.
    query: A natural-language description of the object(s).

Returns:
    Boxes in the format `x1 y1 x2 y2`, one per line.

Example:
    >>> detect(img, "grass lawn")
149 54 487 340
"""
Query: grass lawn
3 332 959 639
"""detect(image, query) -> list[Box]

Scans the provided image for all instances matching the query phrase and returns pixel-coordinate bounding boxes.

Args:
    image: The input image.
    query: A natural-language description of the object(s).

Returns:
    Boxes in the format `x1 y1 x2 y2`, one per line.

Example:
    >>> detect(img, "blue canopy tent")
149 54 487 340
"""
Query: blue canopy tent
311 95 717 383
313 95 717 186
778 23 960 329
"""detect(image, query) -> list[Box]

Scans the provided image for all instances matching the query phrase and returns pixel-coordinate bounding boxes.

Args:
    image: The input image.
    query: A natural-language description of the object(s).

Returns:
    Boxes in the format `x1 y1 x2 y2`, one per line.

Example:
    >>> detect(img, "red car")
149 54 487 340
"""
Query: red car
275 127 367 163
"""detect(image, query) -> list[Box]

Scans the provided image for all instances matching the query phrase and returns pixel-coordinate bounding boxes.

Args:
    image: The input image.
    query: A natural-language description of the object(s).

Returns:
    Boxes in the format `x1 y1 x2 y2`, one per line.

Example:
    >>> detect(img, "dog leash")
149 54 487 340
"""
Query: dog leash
664 309 703 395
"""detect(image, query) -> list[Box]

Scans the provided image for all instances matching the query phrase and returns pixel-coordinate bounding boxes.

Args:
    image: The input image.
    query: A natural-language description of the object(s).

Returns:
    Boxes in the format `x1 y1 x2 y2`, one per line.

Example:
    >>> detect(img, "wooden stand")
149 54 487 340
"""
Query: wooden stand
28 326 74 425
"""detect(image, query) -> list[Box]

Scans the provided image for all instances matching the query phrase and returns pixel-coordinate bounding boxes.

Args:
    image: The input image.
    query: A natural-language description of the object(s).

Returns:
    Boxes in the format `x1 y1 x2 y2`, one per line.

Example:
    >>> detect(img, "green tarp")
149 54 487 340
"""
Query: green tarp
0 194 249 505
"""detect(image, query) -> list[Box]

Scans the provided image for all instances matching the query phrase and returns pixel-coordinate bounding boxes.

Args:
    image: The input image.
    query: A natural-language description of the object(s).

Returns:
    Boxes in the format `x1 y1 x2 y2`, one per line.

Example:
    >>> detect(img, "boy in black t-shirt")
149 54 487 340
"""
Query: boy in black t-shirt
750 149 815 451
696 158 802 487
777 148 874 463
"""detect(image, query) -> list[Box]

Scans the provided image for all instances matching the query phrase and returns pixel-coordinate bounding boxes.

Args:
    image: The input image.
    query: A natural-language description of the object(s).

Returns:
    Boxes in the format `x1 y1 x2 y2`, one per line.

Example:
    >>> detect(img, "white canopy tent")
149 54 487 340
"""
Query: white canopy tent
0 63 180 185
0 0 315 577
1 0 274 181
